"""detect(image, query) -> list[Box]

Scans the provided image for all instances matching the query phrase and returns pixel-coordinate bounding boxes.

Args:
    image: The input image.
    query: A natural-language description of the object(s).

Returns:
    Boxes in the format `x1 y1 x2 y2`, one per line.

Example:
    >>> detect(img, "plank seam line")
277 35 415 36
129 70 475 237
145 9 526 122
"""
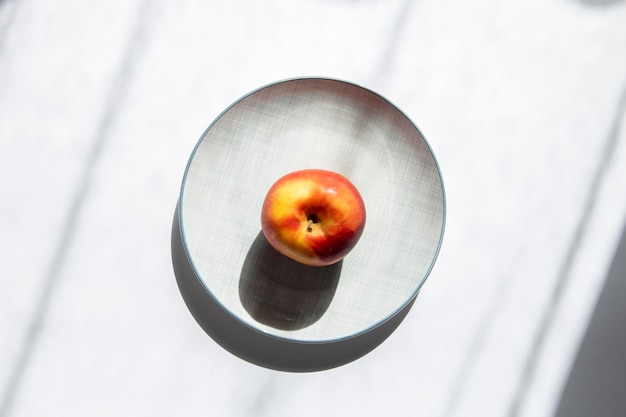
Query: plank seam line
0 1 154 415
507 77 626 417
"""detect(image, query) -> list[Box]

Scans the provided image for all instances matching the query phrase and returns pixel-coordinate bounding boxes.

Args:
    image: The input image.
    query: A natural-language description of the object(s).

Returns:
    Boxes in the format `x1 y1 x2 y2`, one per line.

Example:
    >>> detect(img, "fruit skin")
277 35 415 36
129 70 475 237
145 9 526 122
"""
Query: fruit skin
261 169 366 267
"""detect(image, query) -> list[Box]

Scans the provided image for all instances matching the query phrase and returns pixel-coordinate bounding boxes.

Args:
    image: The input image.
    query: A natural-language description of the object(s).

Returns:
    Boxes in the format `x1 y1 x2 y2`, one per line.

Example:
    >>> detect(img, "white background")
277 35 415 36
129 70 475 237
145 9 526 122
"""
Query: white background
1 0 626 416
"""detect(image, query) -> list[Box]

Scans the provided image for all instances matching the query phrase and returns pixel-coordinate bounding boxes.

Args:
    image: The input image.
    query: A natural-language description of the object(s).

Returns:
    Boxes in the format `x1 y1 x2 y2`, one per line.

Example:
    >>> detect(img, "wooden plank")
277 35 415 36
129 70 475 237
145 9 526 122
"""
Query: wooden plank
2 0 626 416
0 0 152 412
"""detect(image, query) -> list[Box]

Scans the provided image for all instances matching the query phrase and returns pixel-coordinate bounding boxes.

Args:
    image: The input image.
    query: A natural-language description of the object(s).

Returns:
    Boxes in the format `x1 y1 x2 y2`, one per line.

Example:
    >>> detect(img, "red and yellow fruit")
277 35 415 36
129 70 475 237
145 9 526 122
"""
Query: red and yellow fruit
261 169 366 267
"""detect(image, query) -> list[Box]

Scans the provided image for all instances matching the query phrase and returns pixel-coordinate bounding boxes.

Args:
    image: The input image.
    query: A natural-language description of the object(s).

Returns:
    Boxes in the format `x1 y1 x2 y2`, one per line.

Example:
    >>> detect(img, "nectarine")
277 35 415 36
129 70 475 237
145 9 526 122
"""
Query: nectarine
261 169 366 266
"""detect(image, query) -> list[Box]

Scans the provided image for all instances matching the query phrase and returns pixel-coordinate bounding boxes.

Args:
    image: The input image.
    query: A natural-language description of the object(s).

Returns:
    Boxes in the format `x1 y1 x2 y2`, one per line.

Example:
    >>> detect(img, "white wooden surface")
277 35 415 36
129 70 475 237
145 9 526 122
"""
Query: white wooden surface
1 0 626 416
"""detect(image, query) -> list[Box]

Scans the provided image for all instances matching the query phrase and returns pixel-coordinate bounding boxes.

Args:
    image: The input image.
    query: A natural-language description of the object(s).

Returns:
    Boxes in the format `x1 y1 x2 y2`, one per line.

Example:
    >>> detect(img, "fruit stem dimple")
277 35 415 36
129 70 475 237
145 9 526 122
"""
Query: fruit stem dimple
306 213 319 232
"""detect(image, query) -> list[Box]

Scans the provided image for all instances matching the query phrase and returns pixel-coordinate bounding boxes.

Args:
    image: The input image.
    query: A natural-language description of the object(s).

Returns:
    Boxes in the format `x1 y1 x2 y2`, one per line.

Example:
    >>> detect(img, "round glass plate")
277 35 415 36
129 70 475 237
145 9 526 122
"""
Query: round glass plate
173 77 445 370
